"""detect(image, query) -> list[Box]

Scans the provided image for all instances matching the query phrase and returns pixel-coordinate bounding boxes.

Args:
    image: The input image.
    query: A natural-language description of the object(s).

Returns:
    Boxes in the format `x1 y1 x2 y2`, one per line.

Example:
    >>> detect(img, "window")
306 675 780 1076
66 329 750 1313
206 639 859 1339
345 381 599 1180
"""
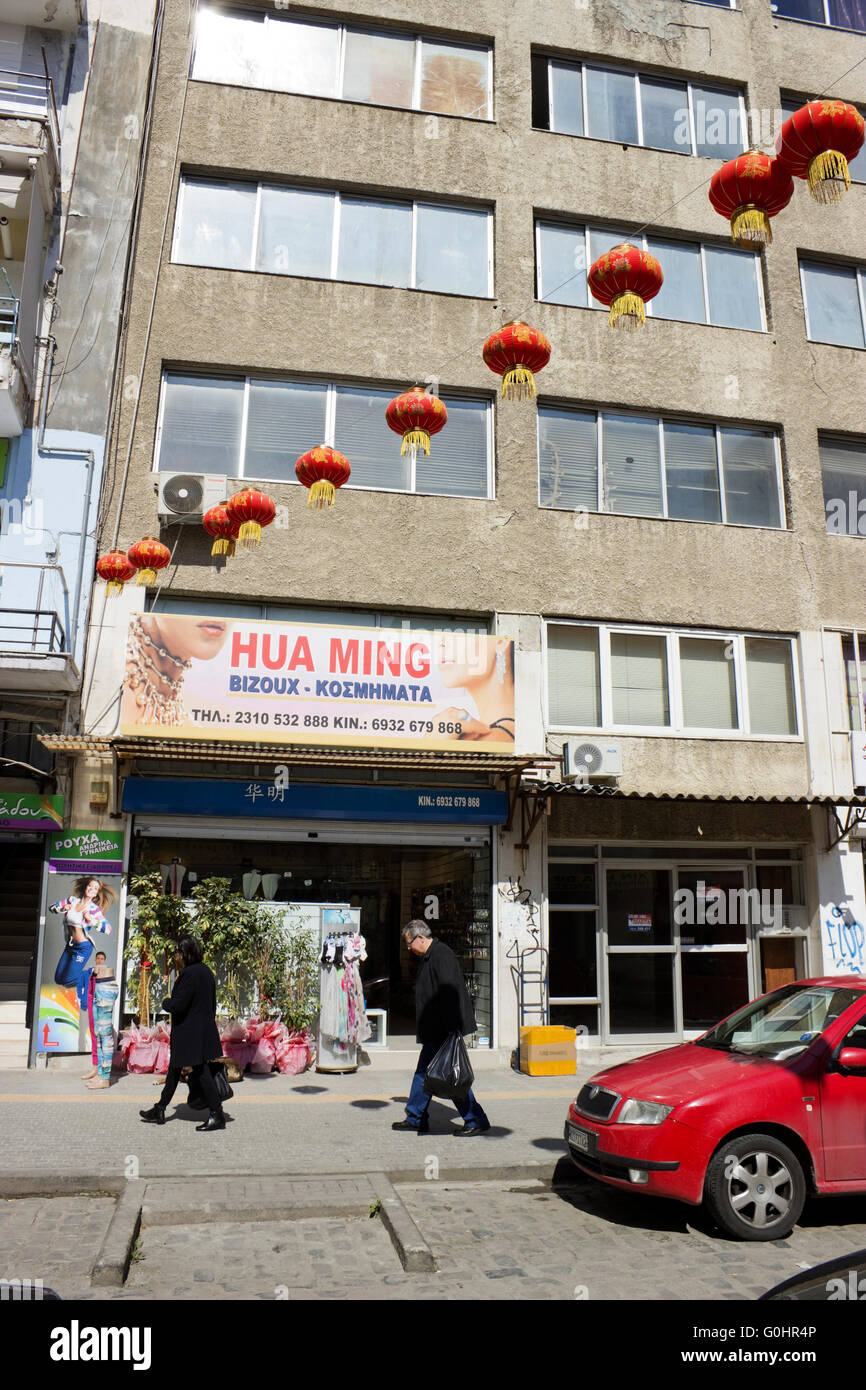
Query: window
156 372 492 499
801 260 866 349
536 221 764 330
538 406 784 528
546 623 799 736
821 436 866 536
192 7 492 118
782 96 866 184
771 0 866 34
150 595 488 633
842 634 865 730
174 177 493 298
531 55 745 159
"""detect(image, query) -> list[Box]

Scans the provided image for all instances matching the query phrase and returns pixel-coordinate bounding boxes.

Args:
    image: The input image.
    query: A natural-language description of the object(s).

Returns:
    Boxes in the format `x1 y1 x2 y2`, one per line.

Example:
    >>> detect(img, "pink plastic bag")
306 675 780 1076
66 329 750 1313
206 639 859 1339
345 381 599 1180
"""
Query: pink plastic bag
221 1039 256 1071
249 1036 276 1073
128 1027 159 1073
276 1030 312 1075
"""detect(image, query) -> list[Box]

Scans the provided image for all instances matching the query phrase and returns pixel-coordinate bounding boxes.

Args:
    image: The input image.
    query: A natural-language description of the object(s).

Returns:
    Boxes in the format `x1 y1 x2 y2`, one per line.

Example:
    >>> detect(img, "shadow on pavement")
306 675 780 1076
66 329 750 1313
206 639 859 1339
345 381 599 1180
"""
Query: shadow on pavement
350 1099 390 1109
292 1085 328 1094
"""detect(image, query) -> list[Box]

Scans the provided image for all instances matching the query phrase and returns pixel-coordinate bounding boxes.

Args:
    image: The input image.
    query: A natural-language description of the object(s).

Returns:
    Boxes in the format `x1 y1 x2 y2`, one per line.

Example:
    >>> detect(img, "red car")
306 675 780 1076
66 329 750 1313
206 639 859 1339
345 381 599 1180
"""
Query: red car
564 976 866 1241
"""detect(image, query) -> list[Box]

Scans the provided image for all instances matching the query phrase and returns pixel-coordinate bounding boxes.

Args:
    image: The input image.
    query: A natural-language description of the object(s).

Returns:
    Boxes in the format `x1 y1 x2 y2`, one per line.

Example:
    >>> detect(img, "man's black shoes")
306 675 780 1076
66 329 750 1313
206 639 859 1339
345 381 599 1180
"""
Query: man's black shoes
391 1118 429 1133
453 1121 491 1136
139 1104 165 1124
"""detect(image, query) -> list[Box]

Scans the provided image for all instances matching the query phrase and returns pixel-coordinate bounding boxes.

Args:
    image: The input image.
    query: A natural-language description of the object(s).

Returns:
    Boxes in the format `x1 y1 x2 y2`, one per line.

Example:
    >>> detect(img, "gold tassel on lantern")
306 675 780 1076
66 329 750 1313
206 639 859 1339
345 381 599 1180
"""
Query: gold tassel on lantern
608 291 646 331
808 149 851 204
307 479 336 510
731 205 772 247
210 536 231 558
135 568 157 586
237 521 262 549
501 366 537 402
400 428 432 457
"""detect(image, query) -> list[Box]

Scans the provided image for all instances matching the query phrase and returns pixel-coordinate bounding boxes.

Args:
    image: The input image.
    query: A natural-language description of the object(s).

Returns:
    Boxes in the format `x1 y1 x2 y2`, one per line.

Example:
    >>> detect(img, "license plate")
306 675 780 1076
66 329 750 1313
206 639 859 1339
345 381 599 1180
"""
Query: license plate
568 1123 595 1155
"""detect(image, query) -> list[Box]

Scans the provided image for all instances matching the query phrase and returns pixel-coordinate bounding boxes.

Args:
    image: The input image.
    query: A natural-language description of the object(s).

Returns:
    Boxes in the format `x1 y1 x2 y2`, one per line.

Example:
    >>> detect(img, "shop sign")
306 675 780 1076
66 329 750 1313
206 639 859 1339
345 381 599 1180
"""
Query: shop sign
120 615 515 752
49 829 125 875
122 778 508 825
627 913 652 932
0 793 64 831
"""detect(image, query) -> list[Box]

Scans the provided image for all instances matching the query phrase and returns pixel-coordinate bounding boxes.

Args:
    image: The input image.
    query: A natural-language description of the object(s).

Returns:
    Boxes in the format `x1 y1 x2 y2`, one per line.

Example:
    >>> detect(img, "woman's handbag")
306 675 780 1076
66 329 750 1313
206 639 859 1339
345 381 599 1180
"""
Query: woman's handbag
209 1058 234 1102
422 1031 475 1100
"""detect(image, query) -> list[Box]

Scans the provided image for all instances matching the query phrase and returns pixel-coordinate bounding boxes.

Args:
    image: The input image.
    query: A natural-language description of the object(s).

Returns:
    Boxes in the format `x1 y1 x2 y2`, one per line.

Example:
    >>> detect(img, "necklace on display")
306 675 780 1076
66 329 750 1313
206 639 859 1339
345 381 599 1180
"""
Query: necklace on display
127 615 192 726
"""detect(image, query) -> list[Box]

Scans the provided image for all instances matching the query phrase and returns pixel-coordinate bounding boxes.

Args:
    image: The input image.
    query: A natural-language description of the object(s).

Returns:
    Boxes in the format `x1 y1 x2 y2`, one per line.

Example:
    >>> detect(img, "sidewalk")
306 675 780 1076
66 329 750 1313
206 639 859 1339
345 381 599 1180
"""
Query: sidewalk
0 1058 593 1184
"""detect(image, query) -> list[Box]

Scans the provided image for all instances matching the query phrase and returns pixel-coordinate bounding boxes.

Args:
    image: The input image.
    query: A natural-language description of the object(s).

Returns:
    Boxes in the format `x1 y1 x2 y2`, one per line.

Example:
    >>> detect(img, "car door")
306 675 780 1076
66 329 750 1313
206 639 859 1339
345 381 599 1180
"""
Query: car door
820 1007 866 1183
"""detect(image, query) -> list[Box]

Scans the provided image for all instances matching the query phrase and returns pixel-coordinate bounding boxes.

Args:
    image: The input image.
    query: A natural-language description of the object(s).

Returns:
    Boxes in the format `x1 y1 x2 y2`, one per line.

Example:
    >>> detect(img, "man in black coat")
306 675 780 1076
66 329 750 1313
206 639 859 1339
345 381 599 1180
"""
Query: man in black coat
392 920 490 1135
140 935 226 1132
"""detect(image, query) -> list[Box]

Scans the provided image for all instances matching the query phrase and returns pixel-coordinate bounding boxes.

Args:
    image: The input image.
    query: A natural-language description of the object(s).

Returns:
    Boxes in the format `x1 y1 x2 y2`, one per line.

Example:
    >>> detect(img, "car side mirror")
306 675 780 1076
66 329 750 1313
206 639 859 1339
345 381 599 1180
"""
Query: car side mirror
838 1047 866 1075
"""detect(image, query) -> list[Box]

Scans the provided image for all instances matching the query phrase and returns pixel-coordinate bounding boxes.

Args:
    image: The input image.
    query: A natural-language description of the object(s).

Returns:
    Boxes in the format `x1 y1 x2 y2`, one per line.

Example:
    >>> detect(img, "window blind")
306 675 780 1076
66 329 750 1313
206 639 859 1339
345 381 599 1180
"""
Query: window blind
603 414 663 516
547 625 601 726
550 61 584 136
334 386 408 491
820 437 866 535
720 429 781 527
538 408 597 510
646 238 704 323
159 375 244 476
585 67 638 144
802 262 864 349
610 633 670 725
679 638 737 728
663 422 721 522
415 396 489 497
244 380 328 483
745 639 797 735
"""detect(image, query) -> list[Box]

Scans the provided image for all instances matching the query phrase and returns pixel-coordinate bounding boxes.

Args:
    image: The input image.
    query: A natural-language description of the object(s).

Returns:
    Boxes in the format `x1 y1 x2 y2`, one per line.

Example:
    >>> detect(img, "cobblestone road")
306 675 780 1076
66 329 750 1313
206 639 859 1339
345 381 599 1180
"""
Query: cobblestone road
5 1178 866 1302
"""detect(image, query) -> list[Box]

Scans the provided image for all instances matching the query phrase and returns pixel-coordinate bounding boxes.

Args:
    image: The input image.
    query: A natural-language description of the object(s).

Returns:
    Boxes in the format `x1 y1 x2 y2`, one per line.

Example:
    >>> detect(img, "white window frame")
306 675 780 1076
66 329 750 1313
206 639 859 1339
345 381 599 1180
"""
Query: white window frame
537 54 745 158
153 371 494 502
800 258 866 349
536 405 785 528
542 619 802 739
191 8 494 120
173 176 494 298
535 219 766 331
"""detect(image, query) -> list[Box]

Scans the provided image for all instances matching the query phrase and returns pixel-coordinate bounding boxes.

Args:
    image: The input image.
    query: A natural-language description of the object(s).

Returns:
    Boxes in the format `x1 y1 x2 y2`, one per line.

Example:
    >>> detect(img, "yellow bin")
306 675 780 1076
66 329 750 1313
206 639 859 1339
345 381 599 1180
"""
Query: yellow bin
519 1025 577 1076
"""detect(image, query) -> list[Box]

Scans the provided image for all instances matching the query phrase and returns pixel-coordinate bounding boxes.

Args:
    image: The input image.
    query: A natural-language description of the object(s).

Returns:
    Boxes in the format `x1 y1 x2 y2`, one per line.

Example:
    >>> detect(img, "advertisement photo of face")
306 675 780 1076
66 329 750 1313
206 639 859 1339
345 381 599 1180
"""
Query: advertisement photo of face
123 613 233 727
433 634 515 742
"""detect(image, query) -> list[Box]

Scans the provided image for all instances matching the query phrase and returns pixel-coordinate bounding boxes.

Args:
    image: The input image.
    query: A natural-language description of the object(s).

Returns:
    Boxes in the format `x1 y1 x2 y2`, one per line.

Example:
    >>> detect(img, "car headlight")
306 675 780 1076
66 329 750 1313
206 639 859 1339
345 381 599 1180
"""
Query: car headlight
617 1098 674 1125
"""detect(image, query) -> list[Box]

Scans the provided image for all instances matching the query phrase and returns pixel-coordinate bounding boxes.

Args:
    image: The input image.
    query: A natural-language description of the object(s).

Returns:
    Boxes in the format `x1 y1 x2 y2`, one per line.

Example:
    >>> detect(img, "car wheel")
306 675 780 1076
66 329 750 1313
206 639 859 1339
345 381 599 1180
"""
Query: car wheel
704 1133 806 1241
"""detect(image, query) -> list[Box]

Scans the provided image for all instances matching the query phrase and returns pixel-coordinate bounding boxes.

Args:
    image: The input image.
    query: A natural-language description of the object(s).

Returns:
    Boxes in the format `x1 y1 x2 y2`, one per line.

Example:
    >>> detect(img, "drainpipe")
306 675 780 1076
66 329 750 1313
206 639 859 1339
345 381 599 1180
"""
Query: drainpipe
34 333 95 663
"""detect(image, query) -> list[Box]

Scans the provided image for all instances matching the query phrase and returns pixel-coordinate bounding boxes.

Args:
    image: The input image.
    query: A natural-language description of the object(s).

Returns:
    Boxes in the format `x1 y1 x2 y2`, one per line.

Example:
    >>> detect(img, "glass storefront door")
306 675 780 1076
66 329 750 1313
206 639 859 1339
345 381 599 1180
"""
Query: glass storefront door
675 868 751 1034
605 867 677 1041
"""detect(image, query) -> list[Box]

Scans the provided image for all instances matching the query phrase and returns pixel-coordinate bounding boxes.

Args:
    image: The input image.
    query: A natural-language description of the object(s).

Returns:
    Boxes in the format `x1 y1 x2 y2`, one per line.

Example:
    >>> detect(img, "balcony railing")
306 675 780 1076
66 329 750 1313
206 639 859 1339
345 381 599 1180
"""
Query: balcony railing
0 295 19 350
0 609 66 655
0 69 60 155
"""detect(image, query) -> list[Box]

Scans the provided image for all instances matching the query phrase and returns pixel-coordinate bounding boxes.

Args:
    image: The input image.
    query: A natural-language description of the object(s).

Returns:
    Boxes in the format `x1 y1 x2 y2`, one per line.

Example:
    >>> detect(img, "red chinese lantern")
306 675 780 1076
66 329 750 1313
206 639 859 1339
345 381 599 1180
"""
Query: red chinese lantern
225 487 276 549
775 100 865 205
202 501 240 558
295 445 351 511
126 536 171 587
96 551 136 596
482 320 551 401
587 243 664 331
385 386 447 463
709 150 794 248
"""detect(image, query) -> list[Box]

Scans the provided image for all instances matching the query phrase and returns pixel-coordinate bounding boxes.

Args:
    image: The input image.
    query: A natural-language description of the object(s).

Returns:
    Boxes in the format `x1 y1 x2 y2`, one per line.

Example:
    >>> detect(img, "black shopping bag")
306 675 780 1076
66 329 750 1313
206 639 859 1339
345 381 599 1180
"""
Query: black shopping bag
422 1031 475 1101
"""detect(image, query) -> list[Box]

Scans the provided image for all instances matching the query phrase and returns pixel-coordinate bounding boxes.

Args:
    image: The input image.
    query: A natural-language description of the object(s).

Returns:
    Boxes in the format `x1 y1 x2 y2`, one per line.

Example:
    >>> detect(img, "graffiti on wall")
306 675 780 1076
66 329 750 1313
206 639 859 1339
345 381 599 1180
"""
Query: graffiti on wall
824 903 866 975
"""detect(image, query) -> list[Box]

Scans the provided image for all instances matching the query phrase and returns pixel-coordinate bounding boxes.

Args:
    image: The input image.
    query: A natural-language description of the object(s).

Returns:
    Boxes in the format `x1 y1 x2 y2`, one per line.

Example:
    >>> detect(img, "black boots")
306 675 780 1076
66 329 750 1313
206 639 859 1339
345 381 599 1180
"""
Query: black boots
139 1104 165 1124
195 1110 226 1132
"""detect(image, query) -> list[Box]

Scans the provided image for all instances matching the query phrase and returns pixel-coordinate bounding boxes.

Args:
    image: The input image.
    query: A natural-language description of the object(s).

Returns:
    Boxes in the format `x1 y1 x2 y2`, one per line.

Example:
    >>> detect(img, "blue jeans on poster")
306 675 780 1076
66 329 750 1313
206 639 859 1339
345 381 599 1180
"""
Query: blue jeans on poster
93 981 118 1081
54 938 94 1007
405 1040 489 1127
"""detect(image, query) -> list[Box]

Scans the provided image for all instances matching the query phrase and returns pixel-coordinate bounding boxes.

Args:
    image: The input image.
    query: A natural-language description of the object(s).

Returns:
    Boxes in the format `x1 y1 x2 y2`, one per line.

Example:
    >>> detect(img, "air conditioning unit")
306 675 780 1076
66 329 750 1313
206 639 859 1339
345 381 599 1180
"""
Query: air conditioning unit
851 731 866 790
561 738 622 783
157 473 228 525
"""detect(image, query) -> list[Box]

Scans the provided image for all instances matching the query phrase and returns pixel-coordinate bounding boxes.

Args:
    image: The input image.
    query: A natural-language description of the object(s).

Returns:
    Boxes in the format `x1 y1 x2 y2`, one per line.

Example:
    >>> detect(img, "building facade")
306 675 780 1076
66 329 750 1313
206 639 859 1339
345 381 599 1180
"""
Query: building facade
0 0 156 1065
44 0 866 1067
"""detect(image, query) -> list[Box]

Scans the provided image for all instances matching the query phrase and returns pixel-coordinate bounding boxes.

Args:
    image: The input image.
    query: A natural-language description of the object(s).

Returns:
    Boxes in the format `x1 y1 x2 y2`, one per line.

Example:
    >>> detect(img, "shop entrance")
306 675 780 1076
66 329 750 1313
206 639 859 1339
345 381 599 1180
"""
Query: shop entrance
133 825 492 1047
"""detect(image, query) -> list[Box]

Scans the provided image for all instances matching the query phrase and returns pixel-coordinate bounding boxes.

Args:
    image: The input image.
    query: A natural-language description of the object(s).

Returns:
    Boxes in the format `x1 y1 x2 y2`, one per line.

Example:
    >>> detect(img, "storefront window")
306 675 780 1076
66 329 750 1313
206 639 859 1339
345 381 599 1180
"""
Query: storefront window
134 831 492 1047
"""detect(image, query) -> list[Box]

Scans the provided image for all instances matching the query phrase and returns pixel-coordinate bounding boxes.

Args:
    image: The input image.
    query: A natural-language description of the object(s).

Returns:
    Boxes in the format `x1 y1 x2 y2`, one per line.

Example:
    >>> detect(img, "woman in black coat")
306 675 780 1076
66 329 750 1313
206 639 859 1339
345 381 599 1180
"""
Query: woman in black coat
139 935 226 1132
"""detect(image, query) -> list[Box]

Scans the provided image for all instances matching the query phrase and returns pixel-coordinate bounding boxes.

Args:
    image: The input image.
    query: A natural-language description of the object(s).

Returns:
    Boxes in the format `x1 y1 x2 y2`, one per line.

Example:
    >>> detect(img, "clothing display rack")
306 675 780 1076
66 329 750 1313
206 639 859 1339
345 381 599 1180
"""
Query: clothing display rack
316 913 369 1073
